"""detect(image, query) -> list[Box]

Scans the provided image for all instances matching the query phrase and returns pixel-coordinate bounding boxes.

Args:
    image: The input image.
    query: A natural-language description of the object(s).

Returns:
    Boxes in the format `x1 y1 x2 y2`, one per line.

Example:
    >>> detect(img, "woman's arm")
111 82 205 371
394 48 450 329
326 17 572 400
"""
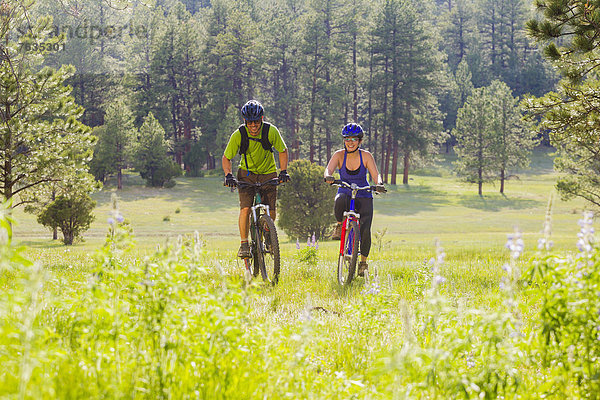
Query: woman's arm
364 151 383 185
324 150 342 178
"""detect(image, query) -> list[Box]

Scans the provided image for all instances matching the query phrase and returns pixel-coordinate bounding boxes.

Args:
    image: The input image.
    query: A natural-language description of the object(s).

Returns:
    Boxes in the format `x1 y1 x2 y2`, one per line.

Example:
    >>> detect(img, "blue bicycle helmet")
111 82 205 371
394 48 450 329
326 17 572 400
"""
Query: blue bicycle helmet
241 100 264 121
341 123 364 139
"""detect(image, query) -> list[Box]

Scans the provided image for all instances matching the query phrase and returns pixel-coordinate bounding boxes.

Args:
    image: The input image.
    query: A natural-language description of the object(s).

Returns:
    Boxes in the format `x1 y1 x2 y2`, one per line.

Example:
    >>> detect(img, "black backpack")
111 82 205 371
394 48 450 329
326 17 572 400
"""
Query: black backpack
238 122 272 155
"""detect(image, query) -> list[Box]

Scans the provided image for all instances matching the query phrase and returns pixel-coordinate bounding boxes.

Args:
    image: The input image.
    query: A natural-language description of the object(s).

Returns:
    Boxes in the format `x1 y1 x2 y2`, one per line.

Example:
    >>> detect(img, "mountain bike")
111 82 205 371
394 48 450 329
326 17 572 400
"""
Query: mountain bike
330 180 386 285
235 178 281 285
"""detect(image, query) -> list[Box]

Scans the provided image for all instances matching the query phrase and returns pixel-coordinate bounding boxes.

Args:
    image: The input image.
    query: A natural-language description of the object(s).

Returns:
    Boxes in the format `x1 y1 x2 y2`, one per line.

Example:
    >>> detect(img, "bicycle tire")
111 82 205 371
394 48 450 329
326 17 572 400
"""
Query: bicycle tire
257 214 280 284
338 219 359 285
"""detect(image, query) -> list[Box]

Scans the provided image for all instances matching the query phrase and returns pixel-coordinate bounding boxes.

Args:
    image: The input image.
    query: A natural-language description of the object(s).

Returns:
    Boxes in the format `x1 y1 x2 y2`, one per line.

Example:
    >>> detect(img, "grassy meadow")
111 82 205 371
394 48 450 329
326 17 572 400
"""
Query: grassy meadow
2 147 599 399
13 147 584 274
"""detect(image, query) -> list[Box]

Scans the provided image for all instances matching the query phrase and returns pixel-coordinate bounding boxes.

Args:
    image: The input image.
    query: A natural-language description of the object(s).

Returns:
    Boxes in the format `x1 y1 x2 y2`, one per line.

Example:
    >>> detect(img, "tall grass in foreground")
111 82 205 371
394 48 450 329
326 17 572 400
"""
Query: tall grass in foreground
1 200 600 398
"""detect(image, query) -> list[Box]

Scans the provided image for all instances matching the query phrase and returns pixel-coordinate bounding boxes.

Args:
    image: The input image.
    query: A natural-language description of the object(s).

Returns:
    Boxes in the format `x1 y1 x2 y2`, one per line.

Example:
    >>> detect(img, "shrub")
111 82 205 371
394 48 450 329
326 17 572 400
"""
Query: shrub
296 246 318 266
37 194 96 245
277 159 336 240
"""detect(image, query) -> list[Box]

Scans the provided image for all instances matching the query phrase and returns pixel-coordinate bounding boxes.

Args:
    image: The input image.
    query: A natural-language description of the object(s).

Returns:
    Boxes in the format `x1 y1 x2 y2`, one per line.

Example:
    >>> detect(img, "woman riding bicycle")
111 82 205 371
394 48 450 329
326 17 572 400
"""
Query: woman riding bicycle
324 123 384 277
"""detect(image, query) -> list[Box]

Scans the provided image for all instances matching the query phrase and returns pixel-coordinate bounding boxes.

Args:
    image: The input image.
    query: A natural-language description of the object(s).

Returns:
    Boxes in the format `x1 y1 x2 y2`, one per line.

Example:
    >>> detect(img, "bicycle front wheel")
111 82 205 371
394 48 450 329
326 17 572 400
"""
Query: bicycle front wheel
257 214 280 284
338 219 359 285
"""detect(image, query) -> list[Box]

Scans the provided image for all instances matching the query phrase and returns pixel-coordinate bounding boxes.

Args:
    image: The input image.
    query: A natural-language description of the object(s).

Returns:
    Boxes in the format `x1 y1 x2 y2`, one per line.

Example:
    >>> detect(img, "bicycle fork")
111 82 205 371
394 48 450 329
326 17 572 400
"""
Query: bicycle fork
339 210 360 256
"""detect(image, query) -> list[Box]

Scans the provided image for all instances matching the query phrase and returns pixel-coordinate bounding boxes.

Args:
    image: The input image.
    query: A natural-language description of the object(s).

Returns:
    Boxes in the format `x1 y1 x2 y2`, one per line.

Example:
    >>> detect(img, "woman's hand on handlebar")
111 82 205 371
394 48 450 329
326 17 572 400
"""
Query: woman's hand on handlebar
375 184 386 193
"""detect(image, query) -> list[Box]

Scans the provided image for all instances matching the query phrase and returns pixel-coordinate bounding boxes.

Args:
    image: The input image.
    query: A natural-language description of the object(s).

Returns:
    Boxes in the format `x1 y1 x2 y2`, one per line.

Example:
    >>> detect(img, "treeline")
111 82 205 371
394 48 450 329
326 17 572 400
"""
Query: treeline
30 0 555 185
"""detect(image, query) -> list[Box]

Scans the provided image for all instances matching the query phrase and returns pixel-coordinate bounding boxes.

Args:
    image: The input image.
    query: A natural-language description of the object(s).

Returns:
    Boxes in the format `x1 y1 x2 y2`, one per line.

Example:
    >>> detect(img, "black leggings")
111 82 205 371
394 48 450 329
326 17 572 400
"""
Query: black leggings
334 194 373 258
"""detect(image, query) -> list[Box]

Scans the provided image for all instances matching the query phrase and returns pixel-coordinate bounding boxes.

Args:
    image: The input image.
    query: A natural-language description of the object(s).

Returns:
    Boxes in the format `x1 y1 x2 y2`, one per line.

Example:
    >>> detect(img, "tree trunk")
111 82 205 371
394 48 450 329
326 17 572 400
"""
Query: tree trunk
380 131 387 183
391 140 399 185
118 168 122 190
384 133 393 183
478 167 483 196
380 55 389 175
318 129 322 165
176 123 183 166
403 149 410 185
352 13 358 122
183 93 192 172
63 230 74 245
308 36 319 163
326 126 331 162
52 190 57 240
367 47 374 153
206 151 215 170
500 168 505 194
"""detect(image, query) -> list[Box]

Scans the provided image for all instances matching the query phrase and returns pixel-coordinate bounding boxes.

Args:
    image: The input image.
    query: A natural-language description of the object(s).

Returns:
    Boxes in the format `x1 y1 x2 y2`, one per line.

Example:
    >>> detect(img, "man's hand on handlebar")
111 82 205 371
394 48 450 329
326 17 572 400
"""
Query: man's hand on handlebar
278 169 291 183
375 184 387 193
224 173 237 188
324 175 335 184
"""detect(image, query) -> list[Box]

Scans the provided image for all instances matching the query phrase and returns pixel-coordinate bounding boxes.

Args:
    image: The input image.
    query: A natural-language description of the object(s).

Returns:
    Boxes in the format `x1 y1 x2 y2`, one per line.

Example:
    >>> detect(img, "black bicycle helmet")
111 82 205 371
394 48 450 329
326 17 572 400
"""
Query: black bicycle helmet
341 122 364 139
241 100 264 121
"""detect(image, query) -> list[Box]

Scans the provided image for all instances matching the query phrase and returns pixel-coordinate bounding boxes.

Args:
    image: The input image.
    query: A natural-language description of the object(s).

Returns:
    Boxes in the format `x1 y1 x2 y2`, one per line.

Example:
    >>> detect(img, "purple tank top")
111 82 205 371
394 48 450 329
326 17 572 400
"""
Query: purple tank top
337 150 372 199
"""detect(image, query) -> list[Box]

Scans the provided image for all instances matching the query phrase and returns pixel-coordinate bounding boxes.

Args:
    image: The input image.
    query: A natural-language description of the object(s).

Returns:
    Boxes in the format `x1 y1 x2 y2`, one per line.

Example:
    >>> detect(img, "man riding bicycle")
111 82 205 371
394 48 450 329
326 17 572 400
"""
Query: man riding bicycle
324 123 384 277
222 100 290 258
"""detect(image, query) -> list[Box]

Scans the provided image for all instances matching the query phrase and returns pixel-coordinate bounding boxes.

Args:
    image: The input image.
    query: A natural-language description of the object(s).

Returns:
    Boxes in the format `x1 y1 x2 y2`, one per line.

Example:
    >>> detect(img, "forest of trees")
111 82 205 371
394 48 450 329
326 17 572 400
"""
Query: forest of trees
21 0 556 186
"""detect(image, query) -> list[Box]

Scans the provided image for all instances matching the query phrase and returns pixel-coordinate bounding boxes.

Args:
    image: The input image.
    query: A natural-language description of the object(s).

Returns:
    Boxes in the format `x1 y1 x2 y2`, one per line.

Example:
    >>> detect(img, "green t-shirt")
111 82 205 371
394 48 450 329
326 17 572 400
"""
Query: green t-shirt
223 123 287 174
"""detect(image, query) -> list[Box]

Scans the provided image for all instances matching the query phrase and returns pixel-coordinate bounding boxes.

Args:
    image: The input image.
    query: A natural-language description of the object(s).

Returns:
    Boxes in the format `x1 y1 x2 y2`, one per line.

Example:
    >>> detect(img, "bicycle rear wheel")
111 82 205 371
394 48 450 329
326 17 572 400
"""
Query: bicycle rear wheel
257 214 280 284
338 219 359 285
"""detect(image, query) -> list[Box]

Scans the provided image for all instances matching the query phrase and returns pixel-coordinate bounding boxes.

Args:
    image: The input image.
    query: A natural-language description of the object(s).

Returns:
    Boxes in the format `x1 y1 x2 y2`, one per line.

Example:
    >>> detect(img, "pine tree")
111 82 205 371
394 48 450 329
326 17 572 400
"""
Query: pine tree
488 80 534 194
259 0 305 161
370 0 444 184
133 112 181 187
299 0 349 163
146 4 204 168
453 86 496 195
525 0 600 207
199 0 259 168
0 1 94 208
90 98 136 189
34 0 126 127
441 0 475 71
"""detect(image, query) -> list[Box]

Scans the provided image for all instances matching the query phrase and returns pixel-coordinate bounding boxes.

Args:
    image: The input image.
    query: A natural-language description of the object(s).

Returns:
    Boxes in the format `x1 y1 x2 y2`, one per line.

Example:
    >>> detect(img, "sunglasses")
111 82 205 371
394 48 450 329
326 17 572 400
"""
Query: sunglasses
246 120 261 126
344 137 360 142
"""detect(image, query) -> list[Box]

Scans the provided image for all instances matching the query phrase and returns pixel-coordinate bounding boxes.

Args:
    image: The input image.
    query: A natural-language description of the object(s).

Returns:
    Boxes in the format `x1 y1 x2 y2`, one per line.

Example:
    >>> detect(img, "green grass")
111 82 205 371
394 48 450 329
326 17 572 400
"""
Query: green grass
9 148 584 308
12 147 583 257
9 148 585 314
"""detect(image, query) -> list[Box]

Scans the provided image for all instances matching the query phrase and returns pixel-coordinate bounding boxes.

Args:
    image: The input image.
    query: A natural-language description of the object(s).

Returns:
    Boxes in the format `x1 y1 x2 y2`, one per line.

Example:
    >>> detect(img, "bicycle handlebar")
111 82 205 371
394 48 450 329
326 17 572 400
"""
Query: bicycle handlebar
330 179 387 193
236 177 282 189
